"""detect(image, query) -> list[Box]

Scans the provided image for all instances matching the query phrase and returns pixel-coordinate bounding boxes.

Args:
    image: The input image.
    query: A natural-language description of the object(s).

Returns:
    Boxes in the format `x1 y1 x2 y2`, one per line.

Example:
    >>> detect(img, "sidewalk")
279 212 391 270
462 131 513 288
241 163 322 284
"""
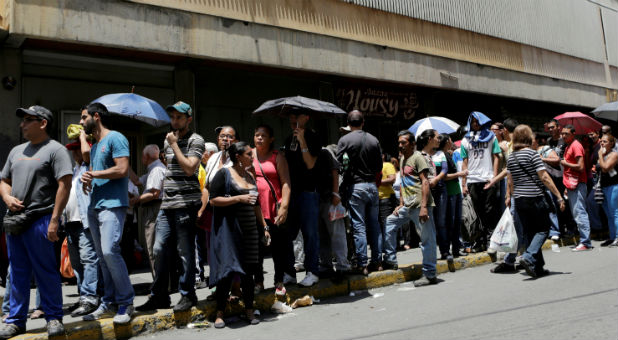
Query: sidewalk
3 234 590 340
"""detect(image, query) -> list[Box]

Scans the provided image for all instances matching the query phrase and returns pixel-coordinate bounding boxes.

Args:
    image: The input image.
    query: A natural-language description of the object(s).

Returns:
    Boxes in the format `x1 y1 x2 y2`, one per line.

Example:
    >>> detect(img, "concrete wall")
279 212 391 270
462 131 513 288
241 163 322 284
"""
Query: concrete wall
4 0 612 109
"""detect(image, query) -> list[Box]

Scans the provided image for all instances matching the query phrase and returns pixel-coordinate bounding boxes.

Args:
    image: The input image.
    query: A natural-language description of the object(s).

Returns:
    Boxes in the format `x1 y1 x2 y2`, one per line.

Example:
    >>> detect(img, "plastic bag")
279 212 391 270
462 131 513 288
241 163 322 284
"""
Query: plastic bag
271 300 293 314
489 209 518 253
328 203 346 221
60 238 75 279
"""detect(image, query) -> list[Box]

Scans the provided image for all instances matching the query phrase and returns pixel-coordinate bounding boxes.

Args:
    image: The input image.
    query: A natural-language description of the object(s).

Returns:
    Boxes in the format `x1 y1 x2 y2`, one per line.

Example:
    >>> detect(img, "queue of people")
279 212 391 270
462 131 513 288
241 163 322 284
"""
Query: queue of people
0 102 616 338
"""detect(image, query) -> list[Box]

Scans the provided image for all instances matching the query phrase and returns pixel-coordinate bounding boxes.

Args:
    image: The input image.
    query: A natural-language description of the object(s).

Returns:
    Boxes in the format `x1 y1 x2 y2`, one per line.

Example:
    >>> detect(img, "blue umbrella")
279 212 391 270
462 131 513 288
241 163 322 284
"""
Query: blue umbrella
91 93 170 127
408 116 460 137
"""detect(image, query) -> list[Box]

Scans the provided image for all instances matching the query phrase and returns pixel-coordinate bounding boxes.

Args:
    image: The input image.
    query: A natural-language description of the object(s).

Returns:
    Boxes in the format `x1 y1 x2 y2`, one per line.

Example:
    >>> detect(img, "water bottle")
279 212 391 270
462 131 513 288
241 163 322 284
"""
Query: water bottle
289 136 298 152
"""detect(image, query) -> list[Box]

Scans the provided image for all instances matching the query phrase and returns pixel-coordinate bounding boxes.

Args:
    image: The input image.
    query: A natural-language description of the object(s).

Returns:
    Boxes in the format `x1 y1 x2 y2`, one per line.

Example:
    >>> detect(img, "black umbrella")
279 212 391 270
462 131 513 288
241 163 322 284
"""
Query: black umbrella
252 95 346 117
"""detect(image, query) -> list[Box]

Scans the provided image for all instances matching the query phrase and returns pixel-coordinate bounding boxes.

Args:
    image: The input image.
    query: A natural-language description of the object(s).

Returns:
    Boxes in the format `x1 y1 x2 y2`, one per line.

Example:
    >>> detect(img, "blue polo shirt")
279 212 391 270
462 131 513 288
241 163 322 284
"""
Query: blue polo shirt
90 131 130 209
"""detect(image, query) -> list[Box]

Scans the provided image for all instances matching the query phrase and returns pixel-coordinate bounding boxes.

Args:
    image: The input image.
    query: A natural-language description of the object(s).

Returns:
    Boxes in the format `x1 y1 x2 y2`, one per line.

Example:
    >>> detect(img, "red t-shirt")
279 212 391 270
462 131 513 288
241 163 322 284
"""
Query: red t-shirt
563 139 587 189
253 150 282 222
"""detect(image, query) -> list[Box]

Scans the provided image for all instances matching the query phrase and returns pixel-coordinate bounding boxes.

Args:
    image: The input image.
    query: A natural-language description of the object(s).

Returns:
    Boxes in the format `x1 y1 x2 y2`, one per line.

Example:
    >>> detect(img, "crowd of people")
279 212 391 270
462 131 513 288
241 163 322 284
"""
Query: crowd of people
0 101 616 338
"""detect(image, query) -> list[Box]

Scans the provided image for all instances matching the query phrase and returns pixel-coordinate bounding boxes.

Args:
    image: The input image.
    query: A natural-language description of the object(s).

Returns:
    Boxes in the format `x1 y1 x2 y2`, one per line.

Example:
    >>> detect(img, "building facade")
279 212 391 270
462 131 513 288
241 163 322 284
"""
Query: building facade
1 0 617 160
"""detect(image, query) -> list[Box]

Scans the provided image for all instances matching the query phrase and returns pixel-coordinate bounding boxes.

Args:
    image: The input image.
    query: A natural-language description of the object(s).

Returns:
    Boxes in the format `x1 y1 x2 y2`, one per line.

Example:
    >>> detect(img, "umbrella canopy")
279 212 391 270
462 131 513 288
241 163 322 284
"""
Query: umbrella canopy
592 101 618 121
408 116 460 137
91 93 170 127
253 95 346 117
553 111 602 135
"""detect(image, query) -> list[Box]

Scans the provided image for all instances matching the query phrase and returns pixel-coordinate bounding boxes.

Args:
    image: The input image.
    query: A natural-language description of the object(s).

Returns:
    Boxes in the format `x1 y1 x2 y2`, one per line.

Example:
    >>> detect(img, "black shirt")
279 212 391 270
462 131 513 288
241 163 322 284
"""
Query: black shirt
284 129 322 193
316 148 339 201
336 130 383 184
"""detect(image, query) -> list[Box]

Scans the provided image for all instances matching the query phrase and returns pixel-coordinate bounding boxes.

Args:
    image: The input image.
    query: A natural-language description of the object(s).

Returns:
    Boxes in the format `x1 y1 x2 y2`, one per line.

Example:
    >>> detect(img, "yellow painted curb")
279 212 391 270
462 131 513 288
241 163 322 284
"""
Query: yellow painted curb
8 235 588 340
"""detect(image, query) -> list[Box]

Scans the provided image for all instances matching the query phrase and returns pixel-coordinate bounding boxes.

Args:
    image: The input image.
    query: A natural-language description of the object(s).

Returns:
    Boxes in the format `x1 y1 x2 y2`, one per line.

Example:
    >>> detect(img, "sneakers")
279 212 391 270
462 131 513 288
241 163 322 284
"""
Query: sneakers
0 323 24 339
113 304 134 324
609 239 618 248
83 304 115 321
518 258 537 278
136 297 171 312
46 319 65 337
71 301 99 317
298 272 320 287
572 244 592 252
413 276 438 287
283 272 297 285
173 295 197 312
550 235 560 242
275 283 287 296
490 263 516 273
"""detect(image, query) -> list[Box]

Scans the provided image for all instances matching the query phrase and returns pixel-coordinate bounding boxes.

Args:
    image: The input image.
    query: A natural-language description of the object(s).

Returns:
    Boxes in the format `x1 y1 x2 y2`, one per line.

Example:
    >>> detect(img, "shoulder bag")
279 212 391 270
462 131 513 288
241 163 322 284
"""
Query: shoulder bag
512 151 556 213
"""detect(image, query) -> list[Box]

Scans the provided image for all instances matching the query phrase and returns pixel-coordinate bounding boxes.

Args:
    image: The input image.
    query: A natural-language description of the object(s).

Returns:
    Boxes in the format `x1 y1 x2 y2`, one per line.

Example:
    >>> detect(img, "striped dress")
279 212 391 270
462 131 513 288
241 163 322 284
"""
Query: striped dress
229 180 260 265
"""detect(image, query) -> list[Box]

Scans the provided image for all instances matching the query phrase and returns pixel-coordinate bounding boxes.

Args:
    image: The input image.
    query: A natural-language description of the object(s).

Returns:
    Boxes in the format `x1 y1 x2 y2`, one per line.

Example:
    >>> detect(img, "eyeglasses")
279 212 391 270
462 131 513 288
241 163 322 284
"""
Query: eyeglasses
22 117 42 123
560 132 570 136
218 134 235 140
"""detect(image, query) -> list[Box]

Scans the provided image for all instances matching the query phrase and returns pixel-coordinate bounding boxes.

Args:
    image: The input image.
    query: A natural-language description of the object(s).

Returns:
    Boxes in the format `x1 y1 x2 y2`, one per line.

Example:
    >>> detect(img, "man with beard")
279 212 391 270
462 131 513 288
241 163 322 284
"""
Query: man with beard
79 103 135 324
0 106 72 338
383 131 437 286
137 101 204 312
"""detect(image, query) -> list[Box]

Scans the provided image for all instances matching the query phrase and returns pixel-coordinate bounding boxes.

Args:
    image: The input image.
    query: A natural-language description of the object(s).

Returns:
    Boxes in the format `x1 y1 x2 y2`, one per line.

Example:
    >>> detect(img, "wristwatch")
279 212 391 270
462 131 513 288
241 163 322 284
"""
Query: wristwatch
264 225 270 232
301 148 309 153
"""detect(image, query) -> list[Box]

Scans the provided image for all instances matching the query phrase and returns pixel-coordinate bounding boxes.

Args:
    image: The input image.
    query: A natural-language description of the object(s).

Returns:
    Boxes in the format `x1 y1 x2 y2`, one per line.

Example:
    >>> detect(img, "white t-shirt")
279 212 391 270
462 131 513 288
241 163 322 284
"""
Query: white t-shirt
64 166 82 223
461 137 501 183
204 150 233 188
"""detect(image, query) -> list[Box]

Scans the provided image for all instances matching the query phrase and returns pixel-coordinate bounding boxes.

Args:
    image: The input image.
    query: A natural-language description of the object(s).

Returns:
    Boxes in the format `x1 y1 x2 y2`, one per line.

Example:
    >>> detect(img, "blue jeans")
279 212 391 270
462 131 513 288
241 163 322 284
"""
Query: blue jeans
152 207 198 301
566 183 591 247
6 215 63 328
432 187 448 255
384 206 437 278
65 222 99 304
88 207 135 307
2 268 41 316
348 183 382 267
602 184 618 240
546 191 561 238
446 193 462 254
287 191 320 275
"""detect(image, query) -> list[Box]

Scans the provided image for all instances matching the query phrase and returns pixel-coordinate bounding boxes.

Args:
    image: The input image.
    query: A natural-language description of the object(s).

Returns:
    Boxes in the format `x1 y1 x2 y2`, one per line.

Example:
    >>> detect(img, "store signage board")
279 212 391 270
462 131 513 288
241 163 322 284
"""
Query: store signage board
336 87 419 120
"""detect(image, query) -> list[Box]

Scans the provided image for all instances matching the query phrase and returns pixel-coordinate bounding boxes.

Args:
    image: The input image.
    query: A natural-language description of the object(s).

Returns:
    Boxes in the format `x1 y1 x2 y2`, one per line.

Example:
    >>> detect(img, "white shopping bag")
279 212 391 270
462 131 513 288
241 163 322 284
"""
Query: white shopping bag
328 203 347 221
489 209 518 253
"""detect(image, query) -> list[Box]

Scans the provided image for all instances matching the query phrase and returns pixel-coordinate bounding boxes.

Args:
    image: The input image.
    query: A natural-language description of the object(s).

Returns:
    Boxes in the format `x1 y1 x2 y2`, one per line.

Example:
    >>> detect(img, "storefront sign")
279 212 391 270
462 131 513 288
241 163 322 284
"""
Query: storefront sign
336 87 419 120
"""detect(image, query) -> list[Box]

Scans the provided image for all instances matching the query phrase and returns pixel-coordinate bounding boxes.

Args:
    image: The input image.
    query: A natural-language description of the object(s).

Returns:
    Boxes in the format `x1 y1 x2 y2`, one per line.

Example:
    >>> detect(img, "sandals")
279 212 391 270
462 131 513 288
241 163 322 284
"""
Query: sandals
30 309 45 319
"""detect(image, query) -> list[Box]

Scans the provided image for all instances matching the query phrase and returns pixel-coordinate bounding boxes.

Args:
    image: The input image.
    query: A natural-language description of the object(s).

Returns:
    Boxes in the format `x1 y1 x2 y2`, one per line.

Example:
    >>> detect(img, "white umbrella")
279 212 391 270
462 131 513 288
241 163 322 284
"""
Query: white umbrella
408 117 460 138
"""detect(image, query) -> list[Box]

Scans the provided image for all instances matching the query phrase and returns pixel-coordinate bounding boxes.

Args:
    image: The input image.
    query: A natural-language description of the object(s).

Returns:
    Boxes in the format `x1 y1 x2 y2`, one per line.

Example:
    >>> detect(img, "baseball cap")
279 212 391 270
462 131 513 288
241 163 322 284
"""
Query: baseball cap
166 101 193 117
16 105 53 123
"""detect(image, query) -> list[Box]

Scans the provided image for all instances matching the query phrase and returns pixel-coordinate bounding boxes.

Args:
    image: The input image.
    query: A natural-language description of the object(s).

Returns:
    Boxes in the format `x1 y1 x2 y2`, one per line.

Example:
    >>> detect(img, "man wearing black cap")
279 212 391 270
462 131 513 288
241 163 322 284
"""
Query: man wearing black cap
0 106 72 338
137 101 205 312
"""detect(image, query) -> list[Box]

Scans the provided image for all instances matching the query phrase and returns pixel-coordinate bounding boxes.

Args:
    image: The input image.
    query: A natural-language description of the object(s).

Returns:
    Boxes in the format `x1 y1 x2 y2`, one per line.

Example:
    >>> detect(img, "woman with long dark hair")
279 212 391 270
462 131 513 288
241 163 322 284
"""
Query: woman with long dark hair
252 125 295 295
209 142 266 328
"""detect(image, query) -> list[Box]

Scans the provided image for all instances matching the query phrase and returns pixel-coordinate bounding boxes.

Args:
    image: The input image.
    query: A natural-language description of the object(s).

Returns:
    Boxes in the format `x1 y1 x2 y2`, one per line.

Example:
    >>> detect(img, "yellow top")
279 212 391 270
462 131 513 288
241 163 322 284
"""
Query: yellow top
198 164 206 191
378 162 397 199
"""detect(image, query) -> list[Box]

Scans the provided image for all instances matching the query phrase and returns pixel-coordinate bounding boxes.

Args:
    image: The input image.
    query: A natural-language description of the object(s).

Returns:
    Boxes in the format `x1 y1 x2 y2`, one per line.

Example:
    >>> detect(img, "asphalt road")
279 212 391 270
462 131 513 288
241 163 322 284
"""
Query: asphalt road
136 241 617 340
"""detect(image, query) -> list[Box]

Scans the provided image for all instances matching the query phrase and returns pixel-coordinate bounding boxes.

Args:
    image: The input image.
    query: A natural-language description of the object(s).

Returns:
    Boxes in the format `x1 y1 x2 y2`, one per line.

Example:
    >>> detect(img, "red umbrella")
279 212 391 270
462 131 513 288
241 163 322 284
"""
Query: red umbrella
553 111 602 135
